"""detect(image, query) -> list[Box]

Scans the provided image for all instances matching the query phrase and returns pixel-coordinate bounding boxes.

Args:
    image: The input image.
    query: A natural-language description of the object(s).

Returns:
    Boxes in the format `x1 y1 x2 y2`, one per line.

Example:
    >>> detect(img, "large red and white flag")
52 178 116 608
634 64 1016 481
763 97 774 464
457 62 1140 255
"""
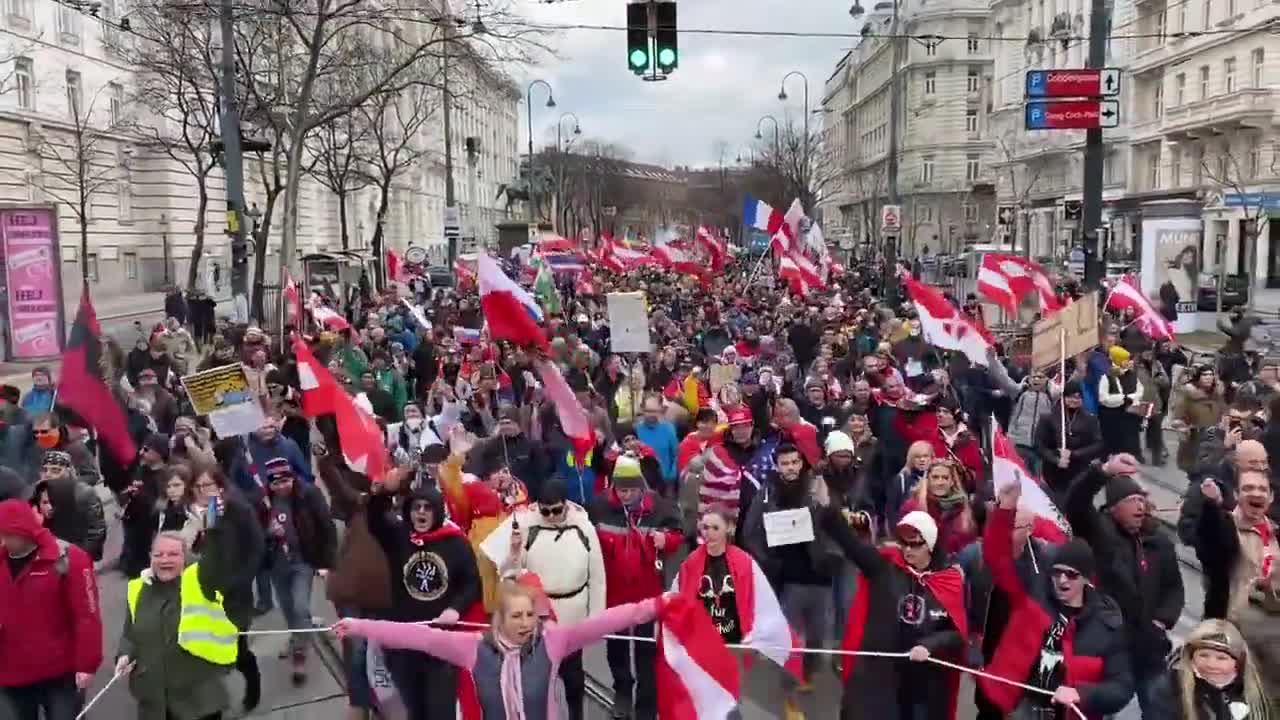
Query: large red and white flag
656 593 740 720
1105 274 1175 340
992 422 1069 533
283 271 303 329
976 253 1063 314
533 358 595 466
696 225 727 274
294 336 387 481
778 250 826 296
904 275 992 366
653 242 706 278
768 199 807 255
478 254 547 349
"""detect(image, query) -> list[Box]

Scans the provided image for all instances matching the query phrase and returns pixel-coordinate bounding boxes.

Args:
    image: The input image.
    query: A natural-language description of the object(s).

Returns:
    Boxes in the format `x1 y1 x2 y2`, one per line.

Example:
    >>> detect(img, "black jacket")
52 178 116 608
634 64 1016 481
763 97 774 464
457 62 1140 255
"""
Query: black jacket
464 433 551 499
1065 465 1184 667
1036 406 1105 497
366 490 480 623
43 476 107 562
269 482 338 571
820 508 967 720
1178 460 1240 546
1145 664 1251 720
197 488 266 629
741 473 843 588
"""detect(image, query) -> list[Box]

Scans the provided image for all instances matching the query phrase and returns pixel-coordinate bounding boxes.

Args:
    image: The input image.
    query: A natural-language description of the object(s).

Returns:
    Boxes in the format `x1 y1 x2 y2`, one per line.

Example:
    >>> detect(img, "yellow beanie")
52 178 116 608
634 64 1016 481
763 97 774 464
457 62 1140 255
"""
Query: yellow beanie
1109 346 1131 365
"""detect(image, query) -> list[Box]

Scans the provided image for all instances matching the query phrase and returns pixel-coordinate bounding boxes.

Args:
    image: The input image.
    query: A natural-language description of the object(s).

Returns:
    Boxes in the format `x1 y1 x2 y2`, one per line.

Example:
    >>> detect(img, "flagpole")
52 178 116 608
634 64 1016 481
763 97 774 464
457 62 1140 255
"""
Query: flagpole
1059 326 1067 450
746 249 771 286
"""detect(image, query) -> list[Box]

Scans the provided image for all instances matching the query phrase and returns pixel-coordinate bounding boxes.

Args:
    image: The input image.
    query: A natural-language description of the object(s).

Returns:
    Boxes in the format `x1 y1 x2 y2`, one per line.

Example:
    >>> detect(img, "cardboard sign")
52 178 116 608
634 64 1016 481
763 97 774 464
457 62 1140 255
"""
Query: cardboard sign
764 508 816 547
608 292 652 353
180 364 266 437
1031 292 1099 370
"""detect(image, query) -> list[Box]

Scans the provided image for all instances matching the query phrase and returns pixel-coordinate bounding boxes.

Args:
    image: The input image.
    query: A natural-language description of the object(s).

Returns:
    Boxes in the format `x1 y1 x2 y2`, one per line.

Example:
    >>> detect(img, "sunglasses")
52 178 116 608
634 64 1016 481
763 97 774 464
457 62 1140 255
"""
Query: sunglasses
32 428 56 436
899 537 929 550
1052 568 1083 581
540 504 566 517
267 473 294 485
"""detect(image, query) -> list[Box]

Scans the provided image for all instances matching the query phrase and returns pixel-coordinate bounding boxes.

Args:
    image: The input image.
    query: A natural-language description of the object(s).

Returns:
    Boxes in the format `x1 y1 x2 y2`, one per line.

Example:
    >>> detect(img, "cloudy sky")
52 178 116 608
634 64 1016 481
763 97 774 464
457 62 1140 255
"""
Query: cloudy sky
506 0 860 169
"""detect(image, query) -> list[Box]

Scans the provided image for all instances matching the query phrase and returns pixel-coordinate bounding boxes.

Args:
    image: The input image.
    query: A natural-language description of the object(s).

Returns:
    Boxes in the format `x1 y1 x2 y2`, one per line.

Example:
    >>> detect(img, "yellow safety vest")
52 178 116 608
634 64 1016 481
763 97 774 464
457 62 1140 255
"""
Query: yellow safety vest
127 564 238 666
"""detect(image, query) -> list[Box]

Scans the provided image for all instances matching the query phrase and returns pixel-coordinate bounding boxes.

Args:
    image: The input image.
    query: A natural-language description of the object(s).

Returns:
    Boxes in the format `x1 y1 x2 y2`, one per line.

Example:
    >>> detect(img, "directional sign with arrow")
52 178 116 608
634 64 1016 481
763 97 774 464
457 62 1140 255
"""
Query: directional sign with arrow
1025 100 1121 130
1024 68 1122 98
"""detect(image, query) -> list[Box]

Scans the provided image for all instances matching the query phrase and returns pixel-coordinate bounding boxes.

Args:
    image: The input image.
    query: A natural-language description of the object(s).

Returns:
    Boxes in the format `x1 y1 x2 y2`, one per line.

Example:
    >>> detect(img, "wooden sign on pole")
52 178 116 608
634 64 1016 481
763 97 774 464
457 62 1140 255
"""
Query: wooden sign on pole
1031 291 1099 371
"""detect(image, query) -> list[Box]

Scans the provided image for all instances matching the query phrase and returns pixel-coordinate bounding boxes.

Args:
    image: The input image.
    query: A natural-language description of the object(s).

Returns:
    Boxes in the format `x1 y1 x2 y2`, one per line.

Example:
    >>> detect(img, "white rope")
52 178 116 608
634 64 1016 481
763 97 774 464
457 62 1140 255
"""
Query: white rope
238 620 1086 718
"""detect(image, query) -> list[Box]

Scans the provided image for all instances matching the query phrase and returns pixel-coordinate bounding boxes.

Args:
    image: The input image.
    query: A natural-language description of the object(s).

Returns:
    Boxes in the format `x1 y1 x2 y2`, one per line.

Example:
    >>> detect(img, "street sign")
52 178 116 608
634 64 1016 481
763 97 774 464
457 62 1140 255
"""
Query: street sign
1064 200 1083 221
1025 100 1119 130
1068 246 1086 277
602 205 617 217
881 204 902 232
997 205 1016 226
1025 68 1121 98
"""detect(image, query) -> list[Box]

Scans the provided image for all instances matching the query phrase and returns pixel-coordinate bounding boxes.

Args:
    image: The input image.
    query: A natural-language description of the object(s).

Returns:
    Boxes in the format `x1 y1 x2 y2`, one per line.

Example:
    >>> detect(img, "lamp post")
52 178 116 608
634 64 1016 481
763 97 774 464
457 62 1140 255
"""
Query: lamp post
159 212 171 286
554 112 581 233
525 79 556 222
778 71 811 208
755 115 780 157
555 112 581 153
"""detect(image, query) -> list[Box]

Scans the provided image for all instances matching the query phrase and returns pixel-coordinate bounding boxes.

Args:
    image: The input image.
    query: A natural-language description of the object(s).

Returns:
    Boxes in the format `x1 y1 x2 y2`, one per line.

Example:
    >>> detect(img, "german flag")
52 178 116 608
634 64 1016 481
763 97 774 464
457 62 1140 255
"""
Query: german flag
56 286 136 465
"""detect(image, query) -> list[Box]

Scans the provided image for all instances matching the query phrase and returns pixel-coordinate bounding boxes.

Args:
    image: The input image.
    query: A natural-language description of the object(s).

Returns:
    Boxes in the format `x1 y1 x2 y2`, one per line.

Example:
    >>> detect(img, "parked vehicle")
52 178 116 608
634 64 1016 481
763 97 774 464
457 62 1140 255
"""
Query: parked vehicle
1197 273 1249 311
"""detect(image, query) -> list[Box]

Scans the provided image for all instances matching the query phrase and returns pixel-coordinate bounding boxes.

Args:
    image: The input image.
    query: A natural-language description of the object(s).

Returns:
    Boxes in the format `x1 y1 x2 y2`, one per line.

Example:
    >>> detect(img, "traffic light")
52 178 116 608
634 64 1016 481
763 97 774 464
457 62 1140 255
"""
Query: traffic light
654 2 678 74
626 3 650 75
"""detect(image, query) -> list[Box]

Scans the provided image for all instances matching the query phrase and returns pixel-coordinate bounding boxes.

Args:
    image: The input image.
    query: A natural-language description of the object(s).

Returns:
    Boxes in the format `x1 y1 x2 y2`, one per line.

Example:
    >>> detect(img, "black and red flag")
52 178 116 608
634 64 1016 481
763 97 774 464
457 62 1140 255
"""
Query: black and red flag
56 285 137 465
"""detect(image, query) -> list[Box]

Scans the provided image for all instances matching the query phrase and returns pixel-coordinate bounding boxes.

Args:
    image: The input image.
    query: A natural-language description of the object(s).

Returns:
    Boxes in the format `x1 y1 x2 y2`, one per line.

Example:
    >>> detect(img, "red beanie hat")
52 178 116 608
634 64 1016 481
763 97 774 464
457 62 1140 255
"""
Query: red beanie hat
0 499 42 540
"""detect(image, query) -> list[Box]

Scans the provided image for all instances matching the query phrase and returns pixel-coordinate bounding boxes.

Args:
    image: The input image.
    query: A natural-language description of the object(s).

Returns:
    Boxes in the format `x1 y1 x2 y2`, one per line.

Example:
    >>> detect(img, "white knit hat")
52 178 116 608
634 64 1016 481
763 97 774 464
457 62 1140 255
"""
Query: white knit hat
824 430 855 457
896 511 939 552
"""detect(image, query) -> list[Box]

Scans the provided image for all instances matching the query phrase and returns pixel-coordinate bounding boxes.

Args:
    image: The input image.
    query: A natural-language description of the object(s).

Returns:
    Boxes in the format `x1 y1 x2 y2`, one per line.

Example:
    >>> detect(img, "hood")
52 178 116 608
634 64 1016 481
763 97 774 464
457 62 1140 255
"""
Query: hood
403 485 447 532
0 498 42 539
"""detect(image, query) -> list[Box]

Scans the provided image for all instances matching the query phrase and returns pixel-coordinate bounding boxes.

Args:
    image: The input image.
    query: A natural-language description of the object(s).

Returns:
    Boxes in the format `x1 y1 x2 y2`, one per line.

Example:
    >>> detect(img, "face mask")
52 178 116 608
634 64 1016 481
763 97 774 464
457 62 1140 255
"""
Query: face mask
405 418 423 431
36 430 60 449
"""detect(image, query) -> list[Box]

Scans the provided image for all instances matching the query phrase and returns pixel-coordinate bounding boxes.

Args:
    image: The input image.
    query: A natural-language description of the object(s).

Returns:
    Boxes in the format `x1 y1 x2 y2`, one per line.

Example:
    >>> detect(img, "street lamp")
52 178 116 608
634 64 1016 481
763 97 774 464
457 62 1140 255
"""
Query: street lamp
849 1 865 15
525 79 555 221
556 112 582 153
779 70 811 205
159 212 171 286
755 115 780 156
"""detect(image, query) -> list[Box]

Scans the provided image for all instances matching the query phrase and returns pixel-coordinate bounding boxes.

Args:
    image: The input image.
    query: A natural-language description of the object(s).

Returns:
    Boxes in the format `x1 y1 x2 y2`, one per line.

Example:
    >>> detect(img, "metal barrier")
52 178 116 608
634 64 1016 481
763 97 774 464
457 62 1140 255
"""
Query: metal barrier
259 283 281 334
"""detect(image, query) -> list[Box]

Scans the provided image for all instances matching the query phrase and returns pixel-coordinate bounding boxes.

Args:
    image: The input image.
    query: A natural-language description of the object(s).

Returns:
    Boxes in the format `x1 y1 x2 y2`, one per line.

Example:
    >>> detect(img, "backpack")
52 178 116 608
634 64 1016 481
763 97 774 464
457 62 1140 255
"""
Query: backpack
524 523 591 555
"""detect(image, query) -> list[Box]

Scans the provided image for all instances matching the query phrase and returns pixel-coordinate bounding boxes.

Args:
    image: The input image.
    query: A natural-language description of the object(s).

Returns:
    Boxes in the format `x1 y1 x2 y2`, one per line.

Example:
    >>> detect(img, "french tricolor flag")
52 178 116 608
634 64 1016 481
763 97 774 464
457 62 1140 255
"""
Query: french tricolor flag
478 254 547 349
742 194 785 235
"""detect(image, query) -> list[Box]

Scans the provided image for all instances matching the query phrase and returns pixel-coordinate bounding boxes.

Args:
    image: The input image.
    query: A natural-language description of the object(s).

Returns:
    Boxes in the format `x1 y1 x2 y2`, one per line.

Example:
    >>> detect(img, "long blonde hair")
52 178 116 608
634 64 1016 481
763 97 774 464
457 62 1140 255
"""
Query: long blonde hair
1178 619 1272 720
900 441 935 475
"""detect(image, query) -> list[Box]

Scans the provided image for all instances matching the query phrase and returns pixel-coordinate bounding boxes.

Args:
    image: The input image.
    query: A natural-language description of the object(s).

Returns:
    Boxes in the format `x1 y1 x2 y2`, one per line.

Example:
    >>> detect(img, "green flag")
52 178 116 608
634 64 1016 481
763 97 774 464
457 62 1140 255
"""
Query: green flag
534 264 561 316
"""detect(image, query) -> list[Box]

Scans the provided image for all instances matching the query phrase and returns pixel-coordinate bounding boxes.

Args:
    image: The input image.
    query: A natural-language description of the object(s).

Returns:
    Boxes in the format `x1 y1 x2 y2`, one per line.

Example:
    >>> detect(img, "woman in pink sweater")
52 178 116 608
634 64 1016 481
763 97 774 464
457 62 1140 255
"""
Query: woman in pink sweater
336 580 662 720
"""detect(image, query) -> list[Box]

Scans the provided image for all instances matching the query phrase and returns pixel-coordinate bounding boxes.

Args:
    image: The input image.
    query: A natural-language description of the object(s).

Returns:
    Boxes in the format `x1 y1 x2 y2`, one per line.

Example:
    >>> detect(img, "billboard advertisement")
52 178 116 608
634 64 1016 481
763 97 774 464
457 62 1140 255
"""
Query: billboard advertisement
1 207 64 360
1140 215 1201 334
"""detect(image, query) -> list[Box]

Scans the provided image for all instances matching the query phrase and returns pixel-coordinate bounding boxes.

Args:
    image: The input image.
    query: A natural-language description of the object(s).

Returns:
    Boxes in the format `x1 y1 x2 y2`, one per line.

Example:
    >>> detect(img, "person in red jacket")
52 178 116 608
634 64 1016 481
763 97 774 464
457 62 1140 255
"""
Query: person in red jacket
677 408 723 473
587 456 682 720
932 400 985 492
0 498 103 718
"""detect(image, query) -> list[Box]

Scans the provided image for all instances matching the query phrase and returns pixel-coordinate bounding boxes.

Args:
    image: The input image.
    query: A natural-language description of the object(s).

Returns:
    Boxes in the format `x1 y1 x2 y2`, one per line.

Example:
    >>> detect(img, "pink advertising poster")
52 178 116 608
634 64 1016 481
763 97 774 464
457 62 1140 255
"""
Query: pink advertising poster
2 207 64 360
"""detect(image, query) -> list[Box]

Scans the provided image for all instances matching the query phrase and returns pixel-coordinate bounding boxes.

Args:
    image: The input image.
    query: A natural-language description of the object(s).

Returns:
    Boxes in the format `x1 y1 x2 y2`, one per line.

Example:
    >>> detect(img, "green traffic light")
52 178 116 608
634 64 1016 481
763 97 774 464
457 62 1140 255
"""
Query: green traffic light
657 47 676 68
629 49 649 68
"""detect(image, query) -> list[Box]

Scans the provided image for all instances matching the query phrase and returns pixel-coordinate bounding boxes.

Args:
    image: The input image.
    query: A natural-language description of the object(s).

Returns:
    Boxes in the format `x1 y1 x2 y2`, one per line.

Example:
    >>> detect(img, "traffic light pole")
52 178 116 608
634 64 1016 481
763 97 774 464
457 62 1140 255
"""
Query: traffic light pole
219 0 249 321
1081 0 1109 289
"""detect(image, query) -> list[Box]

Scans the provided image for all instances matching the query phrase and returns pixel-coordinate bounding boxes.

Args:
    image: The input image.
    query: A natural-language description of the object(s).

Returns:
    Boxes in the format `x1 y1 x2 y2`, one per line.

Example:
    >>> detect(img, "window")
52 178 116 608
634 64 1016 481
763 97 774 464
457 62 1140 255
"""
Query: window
966 108 979 133
1147 151 1160 188
56 4 81 41
1155 10 1166 39
1217 145 1229 179
926 42 937 57
117 176 132 222
1170 148 1182 185
123 252 138 279
14 57 32 110
1175 73 1186 105
1226 0 1236 17
65 70 82 119
1248 137 1261 178
24 170 41 202
966 154 981 181
1154 83 1164 118
1199 65 1210 99
1252 48 1264 87
920 205 934 223
921 155 935 184
1191 146 1204 184
1202 0 1212 28
967 33 980 54
8 0 32 21
924 71 936 96
964 204 978 221
967 67 981 93
1177 1 1187 32
85 253 99 282
108 83 123 126
1224 57 1236 93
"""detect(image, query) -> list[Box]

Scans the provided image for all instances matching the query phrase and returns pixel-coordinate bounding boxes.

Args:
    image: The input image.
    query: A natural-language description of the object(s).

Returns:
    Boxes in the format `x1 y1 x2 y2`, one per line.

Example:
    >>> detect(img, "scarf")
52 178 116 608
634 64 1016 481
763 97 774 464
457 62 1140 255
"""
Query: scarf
492 631 528 720
935 487 967 513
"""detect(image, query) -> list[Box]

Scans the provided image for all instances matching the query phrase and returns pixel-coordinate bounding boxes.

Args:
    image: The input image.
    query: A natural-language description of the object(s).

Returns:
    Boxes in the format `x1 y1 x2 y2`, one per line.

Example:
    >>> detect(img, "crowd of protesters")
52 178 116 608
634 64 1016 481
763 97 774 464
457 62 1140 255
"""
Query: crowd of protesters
1 250 1278 720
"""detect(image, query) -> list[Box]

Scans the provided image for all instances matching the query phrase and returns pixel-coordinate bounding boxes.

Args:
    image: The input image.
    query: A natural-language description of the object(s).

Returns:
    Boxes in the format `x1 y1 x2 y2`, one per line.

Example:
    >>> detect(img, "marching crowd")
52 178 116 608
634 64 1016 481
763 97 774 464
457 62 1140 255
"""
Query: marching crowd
1 250 1278 720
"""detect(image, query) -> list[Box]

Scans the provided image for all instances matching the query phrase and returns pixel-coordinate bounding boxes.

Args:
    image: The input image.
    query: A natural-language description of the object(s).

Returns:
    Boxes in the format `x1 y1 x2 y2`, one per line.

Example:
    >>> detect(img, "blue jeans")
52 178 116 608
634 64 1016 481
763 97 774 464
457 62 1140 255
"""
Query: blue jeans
339 606 374 709
255 565 274 612
1135 662 1165 719
269 557 315 652
832 560 859 641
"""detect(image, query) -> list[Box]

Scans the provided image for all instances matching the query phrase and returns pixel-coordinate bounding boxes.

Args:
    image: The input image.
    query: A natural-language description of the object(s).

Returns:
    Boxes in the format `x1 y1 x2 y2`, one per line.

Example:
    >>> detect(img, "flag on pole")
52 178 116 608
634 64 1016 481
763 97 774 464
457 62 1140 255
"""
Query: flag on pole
533 358 595 466
742 194 785 235
308 292 351 332
976 253 1062 314
1105 274 1175 339
655 593 741 720
294 335 387 481
532 263 561 317
991 422 1070 532
478 254 547 349
904 275 992 366
55 287 137 466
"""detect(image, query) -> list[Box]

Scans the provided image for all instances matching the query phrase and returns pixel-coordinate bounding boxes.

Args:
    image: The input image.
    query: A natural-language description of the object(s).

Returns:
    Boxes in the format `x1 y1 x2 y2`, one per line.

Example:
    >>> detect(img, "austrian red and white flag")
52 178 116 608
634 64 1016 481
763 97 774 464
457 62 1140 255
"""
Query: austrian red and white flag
696 225 727 274
653 242 706 278
976 253 1063 315
992 422 1069 533
478 254 547 349
283 271 303 329
656 593 740 720
769 199 807 255
1106 274 1175 340
904 275 992 366
308 292 351 332
778 250 826 296
294 335 387 481
533 358 595 466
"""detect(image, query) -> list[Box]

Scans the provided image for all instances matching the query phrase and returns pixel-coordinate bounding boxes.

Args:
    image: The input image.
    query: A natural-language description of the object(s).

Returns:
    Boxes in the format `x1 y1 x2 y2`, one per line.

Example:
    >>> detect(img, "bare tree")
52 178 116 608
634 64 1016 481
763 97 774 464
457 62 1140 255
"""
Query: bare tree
113 1 222 291
35 86 124 282
995 133 1047 258
849 165 887 260
233 0 546 285
363 77 437 287
752 116 834 212
1201 140 1266 312
306 104 373 251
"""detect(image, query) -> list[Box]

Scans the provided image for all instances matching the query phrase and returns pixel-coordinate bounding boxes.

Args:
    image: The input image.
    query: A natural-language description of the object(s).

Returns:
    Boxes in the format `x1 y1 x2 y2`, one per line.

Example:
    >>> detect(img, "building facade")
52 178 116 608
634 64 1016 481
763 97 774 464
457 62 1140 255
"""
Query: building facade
0 0 522 305
818 0 999 259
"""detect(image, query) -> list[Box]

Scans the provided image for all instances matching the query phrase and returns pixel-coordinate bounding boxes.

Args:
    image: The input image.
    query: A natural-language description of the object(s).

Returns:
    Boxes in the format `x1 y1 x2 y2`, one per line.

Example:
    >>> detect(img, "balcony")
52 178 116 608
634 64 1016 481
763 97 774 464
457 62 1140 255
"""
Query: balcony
1162 88 1278 141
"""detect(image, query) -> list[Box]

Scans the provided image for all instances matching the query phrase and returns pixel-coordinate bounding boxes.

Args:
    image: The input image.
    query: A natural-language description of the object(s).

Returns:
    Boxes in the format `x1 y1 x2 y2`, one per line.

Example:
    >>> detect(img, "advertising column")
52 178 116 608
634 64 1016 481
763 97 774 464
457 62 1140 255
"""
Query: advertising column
1139 207 1202 334
2 207 65 360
